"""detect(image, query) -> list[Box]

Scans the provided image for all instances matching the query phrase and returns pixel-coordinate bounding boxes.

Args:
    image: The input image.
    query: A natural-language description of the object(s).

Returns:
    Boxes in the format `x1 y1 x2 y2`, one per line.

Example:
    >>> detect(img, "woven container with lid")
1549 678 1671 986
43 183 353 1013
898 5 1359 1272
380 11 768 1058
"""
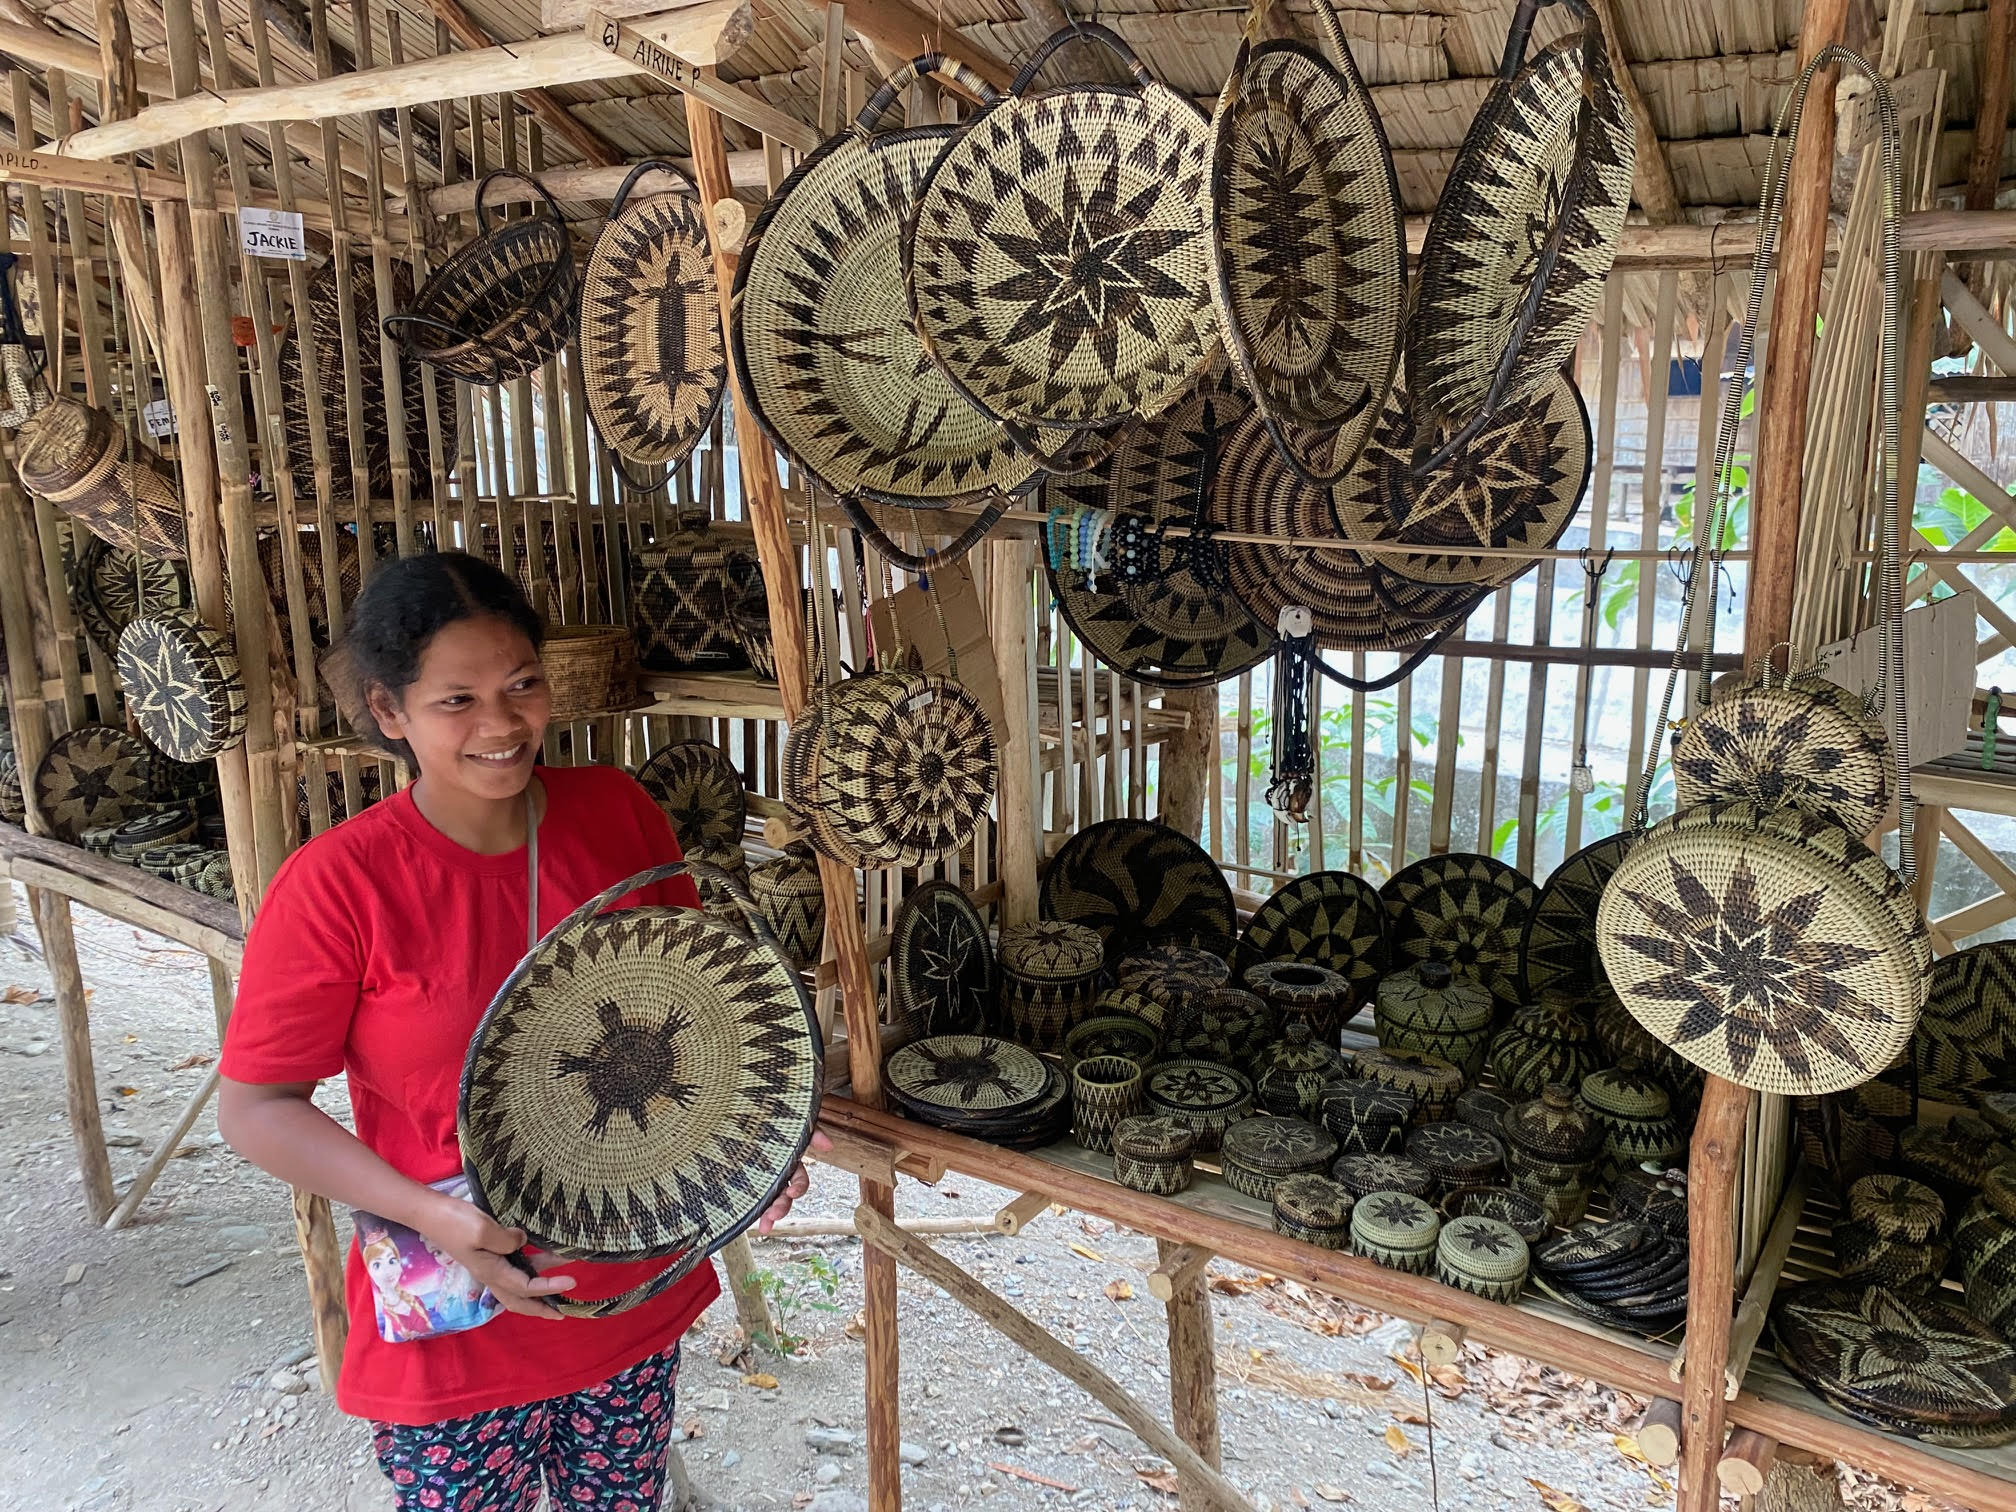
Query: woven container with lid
1110 948 1228 1030
1242 958 1354 1045
1453 1086 1513 1139
1351 1046 1464 1123
1454 1186 1549 1245
1349 1190 1441 1273
1332 1151 1434 1202
1832 1218 1950 1289
1253 1020 1348 1119
998 920 1104 1054
1072 1056 1148 1155
1985 1162 2016 1225
1963 1211 2016 1336
1899 1115 2014 1209
1320 1080 1413 1155
1848 1174 1947 1243
1220 1115 1338 1202
1088 986 1170 1034
1982 1093 2016 1142
1376 960 1495 1077
749 851 825 972
1062 1014 1162 1077
1162 986 1279 1070
1144 1060 1253 1152
1503 1084 1599 1227
1406 1121 1506 1190
1436 1215 1530 1303
1272 1173 1354 1249
1112 1114 1196 1195
1578 1066 1683 1185
1488 996 1599 1098
629 529 753 673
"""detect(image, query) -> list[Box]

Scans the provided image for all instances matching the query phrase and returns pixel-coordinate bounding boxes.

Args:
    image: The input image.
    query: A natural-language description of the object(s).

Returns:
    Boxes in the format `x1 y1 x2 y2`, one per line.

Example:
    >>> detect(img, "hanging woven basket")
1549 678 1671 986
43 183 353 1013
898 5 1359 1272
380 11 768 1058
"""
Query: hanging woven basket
383 171 577 387
458 860 821 1317
636 739 748 856
116 610 248 763
1597 799 1930 1097
259 526 363 653
69 537 189 652
628 525 754 674
32 724 153 843
16 396 186 559
1202 0 1405 485
1672 664 1892 834
906 25 1218 435
580 160 725 469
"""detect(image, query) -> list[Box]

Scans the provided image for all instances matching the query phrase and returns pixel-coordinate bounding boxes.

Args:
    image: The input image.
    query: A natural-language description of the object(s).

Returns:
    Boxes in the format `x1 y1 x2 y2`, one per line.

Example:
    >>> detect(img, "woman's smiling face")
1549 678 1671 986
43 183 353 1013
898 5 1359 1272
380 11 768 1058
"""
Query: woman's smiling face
367 615 551 799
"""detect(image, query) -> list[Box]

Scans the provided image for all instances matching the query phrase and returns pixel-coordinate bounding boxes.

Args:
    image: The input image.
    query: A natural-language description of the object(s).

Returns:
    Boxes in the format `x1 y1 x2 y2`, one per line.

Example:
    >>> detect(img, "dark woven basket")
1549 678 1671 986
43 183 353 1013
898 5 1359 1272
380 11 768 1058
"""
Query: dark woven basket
260 527 362 653
17 396 185 559
628 525 753 673
384 172 577 386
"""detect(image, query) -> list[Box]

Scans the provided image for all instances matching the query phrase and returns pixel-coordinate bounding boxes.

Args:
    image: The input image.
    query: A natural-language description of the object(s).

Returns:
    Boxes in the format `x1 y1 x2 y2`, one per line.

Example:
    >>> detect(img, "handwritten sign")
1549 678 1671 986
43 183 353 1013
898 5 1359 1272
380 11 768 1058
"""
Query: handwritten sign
237 206 306 262
585 11 819 153
141 399 176 439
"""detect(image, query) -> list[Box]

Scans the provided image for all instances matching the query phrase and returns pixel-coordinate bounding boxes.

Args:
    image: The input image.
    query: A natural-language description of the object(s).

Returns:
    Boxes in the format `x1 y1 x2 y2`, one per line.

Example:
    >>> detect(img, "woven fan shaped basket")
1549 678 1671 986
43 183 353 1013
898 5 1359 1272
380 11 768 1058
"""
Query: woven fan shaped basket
116 610 248 764
16 396 185 559
459 861 820 1317
1405 9 1634 461
1202 2 1406 485
1673 674 1892 835
384 172 577 387
1044 378 1271 688
578 161 725 470
1916 941 2016 1110
1381 851 1538 1016
1232 869 1388 1000
905 25 1218 436
890 880 996 1038
736 56 1053 507
1596 799 1930 1097
637 740 748 858
783 671 997 869
71 538 189 651
32 725 154 843
1039 817 1238 960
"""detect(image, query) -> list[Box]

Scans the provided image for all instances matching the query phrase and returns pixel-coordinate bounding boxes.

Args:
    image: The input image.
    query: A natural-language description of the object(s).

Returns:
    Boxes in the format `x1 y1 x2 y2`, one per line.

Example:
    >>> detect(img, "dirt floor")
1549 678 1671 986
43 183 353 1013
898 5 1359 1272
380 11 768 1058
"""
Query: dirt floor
0 883 1950 1512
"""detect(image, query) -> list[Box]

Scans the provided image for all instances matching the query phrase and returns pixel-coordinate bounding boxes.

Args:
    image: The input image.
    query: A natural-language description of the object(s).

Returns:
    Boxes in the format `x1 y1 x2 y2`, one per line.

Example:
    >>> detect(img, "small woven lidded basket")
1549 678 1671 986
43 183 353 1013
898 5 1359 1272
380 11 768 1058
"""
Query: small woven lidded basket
383 172 577 386
629 525 754 674
16 396 185 559
539 625 639 720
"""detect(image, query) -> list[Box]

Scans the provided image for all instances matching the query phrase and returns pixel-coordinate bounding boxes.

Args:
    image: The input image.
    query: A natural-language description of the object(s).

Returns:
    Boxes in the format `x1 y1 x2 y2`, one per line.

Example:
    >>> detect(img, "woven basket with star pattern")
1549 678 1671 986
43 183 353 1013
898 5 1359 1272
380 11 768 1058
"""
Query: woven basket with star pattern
116 610 247 763
1673 665 1892 835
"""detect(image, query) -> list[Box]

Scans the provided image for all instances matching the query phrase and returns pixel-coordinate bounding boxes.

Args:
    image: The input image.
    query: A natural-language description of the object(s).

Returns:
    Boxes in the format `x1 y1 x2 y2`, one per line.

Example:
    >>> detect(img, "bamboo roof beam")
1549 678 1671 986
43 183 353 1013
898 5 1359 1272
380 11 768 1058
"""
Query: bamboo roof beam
419 0 620 166
785 0 1009 94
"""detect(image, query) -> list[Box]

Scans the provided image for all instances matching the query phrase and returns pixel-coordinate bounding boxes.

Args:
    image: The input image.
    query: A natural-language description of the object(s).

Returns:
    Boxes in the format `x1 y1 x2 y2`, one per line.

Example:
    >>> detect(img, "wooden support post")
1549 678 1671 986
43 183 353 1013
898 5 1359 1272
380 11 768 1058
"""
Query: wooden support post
1156 1237 1227 1512
754 1214 1002 1239
1158 686 1217 842
1146 1242 1214 1303
718 1233 775 1349
1958 0 2013 298
993 1190 1053 1236
682 96 901 1512
1676 1076 1752 1512
1418 1318 1466 1373
1635 1398 1684 1469
293 1184 347 1394
31 888 114 1223
1718 1428 1778 1499
854 1206 1254 1512
424 0 622 165
104 1067 220 1231
989 535 1039 929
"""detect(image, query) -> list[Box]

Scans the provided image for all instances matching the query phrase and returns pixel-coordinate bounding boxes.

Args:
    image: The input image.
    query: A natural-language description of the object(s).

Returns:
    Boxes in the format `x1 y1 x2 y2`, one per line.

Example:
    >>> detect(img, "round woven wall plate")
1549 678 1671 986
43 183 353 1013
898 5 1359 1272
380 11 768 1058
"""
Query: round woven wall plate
1045 381 1271 688
1041 818 1238 960
458 866 820 1299
1405 20 1633 457
736 59 1052 506
1673 679 1892 834
886 1035 1050 1116
73 539 188 651
1597 799 1930 1097
906 25 1217 434
1519 832 1632 1000
32 724 152 843
1381 852 1538 1014
1917 943 2016 1108
890 881 995 1037
636 740 747 856
1203 29 1405 485
116 610 247 763
1232 869 1388 999
1772 1282 2016 1431
580 161 725 469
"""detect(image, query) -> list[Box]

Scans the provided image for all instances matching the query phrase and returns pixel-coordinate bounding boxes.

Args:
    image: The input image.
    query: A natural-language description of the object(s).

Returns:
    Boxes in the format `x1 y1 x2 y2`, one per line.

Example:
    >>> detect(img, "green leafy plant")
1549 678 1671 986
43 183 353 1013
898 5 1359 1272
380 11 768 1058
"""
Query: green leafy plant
745 1252 844 1355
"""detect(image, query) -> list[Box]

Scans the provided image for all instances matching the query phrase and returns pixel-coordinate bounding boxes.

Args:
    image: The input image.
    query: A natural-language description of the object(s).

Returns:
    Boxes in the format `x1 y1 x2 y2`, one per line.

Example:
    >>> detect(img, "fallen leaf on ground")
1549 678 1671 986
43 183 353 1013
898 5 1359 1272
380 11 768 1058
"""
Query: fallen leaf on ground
682 1418 706 1440
992 1426 1026 1446
1068 1242 1105 1262
844 1310 866 1338
1136 1468 1181 1497
1065 1435 1099 1454
1289 1488 1310 1508
1313 1486 1353 1504
1527 1477 1587 1512
1431 1365 1467 1394
168 1053 213 1071
1104 1279 1133 1301
988 1462 1077 1492
121 1033 138 1043
2 985 35 1003
741 1372 778 1390
1491 1354 1526 1387
1384 1425 1412 1456
1394 1409 1428 1426
1391 1353 1424 1384
1208 1271 1278 1296
1612 1434 1647 1464
1343 1372 1393 1392
114 1086 138 1097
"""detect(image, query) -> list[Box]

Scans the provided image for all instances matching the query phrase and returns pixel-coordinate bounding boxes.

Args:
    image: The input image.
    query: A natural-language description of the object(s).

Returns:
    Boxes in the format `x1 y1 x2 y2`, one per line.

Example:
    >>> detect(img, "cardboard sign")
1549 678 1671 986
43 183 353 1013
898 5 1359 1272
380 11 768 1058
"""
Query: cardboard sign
884 559 1007 742
141 398 176 439
237 206 306 262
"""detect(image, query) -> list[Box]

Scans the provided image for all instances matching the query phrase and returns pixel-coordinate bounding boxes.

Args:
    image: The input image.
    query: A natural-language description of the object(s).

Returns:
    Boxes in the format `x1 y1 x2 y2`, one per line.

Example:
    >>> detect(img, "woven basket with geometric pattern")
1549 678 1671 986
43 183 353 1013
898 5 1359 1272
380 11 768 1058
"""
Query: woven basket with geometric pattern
116 610 247 763
1381 851 1537 1019
748 851 825 972
32 724 153 843
1039 817 1238 961
636 740 747 856
1673 670 1892 835
629 527 755 674
889 880 994 1038
70 537 188 652
16 396 185 559
1232 870 1388 1000
1916 941 2016 1110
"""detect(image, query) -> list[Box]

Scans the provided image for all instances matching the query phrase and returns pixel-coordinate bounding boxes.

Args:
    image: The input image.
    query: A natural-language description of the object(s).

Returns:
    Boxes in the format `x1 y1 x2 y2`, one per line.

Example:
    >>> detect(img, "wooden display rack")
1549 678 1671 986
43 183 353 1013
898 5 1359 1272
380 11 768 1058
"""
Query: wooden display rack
0 1 2013 1510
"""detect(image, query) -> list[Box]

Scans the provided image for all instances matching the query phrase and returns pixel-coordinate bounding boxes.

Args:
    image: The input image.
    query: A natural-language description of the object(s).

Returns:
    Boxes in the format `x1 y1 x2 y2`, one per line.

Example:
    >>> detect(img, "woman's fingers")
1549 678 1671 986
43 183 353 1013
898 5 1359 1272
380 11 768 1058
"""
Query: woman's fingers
756 1160 813 1234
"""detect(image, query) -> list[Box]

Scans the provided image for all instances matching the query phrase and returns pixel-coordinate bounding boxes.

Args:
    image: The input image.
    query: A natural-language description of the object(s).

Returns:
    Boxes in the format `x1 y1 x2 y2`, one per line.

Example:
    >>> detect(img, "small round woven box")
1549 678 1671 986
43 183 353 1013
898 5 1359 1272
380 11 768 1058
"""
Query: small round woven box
1062 1014 1162 1076
998 920 1104 1054
1454 1186 1550 1245
1436 1215 1530 1303
1985 1162 2016 1225
1848 1174 1947 1242
1352 1046 1464 1123
1273 1173 1353 1249
1112 1114 1197 1195
1578 1066 1683 1185
1163 986 1278 1071
1488 997 1600 1098
1832 1217 1950 1289
1332 1151 1434 1202
1406 1121 1507 1190
1113 946 1230 1025
1220 1115 1338 1202
1350 1190 1441 1273
1321 1080 1414 1155
1144 1059 1254 1153
1253 1021 1349 1119
1453 1086 1513 1138
1377 960 1494 1077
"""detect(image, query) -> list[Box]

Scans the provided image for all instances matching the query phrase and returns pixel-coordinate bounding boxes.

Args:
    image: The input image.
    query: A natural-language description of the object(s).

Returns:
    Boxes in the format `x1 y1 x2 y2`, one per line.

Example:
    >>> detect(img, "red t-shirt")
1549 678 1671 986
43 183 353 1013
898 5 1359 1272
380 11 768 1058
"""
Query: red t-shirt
221 762 721 1425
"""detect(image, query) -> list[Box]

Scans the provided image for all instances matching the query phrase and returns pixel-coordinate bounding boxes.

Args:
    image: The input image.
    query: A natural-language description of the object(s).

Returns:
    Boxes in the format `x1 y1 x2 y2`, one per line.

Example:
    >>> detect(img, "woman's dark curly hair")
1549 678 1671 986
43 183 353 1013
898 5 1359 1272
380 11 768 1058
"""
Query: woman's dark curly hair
326 550 544 770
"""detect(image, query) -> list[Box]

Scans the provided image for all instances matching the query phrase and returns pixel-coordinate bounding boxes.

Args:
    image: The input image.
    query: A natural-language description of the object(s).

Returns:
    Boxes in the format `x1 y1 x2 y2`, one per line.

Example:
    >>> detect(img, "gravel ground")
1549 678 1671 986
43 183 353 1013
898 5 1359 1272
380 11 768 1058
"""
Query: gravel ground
0 882 1944 1512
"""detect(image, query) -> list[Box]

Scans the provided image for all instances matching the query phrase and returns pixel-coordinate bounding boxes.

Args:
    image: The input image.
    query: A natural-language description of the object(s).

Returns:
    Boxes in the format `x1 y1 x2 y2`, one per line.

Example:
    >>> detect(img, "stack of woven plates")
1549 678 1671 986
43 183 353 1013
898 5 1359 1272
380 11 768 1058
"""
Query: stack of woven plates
1219 1115 1338 1202
1772 1281 2016 1447
1436 1215 1530 1303
884 1035 1070 1149
109 808 194 862
1350 1190 1441 1273
1834 1174 1948 1289
1406 1121 1506 1192
134 841 205 880
1143 1059 1253 1152
1532 1220 1689 1334
1273 1174 1354 1250
997 921 1104 1054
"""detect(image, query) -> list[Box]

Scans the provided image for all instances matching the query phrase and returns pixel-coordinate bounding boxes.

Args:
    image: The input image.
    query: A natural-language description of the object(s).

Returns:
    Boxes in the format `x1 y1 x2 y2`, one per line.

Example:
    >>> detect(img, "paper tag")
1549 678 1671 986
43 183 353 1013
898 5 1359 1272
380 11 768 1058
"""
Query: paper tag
141 398 175 438
237 206 306 261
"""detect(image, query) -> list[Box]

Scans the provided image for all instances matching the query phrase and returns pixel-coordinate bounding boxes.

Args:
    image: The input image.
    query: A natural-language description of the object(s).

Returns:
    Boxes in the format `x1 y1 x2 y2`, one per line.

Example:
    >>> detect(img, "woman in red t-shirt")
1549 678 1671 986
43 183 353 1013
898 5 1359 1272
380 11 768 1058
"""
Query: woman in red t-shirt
221 551 818 1512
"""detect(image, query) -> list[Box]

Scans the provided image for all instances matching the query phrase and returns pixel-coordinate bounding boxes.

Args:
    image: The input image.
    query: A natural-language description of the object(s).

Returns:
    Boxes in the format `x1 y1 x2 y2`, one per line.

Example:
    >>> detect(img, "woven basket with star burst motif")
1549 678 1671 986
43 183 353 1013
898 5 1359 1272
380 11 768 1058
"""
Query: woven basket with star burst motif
1202 0 1405 485
1405 2 1633 464
1040 817 1239 960
890 880 995 1038
458 860 820 1318
1381 851 1537 1019
1232 869 1388 1001
636 740 747 856
1915 941 2016 1109
885 1034 1050 1121
70 537 189 652
1519 832 1632 1000
1672 666 1892 834
905 25 1217 436
116 610 247 763
580 160 725 470
1596 799 1930 1097
32 724 153 843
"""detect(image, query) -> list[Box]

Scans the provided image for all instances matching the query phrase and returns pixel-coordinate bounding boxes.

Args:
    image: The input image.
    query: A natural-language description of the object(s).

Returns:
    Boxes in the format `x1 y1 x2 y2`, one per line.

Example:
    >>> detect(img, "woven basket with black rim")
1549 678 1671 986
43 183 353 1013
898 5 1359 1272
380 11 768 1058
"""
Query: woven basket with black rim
1916 941 2016 1110
384 172 577 387
459 860 820 1318
32 725 153 843
1381 852 1538 1017
886 1034 1050 1120
116 610 248 764
1040 817 1238 960
629 526 754 674
890 880 995 1039
1231 869 1388 1000
70 537 188 652
17 396 185 559
0 750 23 827
1202 0 1405 486
1673 671 1892 834
636 740 748 856
1519 832 1632 1000
1597 799 1930 1097
580 161 725 470
1405 4 1633 462
1045 377 1270 687
906 25 1217 436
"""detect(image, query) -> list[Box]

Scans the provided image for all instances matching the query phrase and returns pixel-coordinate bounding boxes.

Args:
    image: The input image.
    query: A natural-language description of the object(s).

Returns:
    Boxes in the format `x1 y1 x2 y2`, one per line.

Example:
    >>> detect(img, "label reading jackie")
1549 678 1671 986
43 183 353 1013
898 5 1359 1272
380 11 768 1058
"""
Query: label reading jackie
237 206 306 262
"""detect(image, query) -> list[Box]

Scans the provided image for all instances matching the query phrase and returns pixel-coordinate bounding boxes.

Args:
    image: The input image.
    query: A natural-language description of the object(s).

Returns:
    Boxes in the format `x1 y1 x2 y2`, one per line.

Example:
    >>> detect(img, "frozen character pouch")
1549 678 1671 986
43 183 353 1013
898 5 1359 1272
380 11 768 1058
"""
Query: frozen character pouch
353 1175 504 1342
